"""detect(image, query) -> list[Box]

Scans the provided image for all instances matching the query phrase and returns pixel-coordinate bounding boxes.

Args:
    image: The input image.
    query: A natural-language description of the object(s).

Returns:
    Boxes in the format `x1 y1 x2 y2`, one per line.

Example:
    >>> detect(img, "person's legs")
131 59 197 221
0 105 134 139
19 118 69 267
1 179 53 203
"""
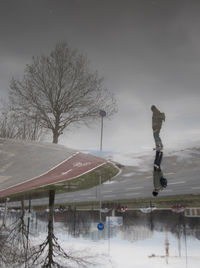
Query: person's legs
154 151 163 167
154 151 159 166
153 128 163 149
157 151 163 166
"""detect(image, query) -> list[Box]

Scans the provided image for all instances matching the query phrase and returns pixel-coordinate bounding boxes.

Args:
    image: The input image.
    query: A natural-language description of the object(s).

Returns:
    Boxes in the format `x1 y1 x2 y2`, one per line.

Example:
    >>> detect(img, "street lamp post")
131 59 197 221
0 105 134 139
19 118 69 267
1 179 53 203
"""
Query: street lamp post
98 110 106 227
99 109 106 151
99 172 102 222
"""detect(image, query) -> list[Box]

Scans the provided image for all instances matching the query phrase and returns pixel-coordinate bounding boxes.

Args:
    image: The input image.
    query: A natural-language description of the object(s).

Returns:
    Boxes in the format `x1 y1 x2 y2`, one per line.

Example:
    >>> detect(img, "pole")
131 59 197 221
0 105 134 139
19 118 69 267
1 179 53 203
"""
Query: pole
2 198 8 228
27 199 31 240
99 110 106 151
99 110 106 221
99 173 102 222
73 206 76 237
100 116 103 151
25 199 31 268
183 218 188 268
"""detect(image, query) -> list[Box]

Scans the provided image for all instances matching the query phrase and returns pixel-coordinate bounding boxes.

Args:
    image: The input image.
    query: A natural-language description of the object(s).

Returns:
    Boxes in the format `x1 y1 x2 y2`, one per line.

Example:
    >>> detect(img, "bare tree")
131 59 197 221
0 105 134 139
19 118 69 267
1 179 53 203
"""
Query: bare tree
13 110 44 141
0 200 33 267
9 42 117 144
0 101 44 141
0 198 9 232
31 190 101 268
0 103 18 139
0 194 108 267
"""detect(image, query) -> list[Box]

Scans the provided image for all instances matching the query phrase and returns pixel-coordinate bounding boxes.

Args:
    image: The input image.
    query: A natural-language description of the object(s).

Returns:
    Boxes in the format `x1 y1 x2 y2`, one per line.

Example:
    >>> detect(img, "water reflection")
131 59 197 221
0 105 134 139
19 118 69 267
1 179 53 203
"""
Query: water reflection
0 202 200 267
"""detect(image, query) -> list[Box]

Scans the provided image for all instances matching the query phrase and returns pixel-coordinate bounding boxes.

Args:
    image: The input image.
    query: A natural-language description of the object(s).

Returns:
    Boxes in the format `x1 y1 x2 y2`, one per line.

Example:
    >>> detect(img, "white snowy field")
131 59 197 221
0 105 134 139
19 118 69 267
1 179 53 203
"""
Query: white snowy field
1 214 200 268
83 144 200 172
30 230 200 268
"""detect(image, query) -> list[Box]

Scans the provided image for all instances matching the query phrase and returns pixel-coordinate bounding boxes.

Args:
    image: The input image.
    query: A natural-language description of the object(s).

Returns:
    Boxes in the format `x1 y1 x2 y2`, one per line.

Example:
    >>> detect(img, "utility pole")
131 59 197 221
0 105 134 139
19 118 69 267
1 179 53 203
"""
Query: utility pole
165 226 170 264
98 110 106 222
99 172 102 222
99 110 106 151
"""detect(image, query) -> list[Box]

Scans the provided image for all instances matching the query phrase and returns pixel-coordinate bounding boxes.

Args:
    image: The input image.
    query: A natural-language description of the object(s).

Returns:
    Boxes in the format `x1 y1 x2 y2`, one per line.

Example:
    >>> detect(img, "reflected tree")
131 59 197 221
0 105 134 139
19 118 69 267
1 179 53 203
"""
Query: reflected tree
0 102 44 141
31 190 100 268
0 199 33 267
9 42 117 144
64 209 93 238
0 198 9 231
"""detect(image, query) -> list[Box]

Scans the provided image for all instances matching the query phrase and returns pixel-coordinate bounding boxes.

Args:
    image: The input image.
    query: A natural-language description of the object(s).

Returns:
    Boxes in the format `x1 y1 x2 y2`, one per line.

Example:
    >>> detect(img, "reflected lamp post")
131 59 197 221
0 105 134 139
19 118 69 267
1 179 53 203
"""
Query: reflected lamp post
99 172 102 222
99 110 106 222
99 109 106 151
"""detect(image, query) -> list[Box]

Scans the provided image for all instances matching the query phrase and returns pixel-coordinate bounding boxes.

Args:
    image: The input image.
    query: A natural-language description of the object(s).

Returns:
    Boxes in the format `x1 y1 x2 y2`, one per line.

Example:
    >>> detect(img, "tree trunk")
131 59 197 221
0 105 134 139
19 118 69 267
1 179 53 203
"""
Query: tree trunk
48 189 55 267
52 131 59 144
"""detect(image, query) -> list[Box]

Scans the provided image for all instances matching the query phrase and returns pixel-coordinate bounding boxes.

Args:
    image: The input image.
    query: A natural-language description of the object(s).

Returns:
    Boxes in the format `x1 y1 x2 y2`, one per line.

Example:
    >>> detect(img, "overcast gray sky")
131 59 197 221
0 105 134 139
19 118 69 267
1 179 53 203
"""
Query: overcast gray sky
1 0 200 153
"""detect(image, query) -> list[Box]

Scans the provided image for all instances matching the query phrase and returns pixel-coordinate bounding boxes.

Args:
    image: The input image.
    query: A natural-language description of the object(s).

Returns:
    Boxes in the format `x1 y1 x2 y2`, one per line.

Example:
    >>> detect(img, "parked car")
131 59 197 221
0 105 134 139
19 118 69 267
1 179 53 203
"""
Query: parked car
140 206 157 213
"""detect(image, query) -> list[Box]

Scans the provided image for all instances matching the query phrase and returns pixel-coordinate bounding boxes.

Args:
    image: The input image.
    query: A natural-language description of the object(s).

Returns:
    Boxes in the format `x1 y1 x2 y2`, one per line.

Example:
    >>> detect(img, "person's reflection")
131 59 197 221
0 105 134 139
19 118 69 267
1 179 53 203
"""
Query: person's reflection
152 151 165 197
151 105 165 150
149 210 154 231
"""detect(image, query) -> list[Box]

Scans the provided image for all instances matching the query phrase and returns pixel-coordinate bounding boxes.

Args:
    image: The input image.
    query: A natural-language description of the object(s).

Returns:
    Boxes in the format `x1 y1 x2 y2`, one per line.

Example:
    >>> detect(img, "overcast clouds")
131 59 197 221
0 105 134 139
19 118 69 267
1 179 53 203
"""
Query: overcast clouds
0 0 200 153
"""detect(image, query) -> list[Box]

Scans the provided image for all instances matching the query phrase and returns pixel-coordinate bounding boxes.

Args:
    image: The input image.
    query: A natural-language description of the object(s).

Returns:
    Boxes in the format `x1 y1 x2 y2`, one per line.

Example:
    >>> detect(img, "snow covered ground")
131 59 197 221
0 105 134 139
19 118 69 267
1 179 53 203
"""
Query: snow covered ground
31 230 200 268
83 144 200 173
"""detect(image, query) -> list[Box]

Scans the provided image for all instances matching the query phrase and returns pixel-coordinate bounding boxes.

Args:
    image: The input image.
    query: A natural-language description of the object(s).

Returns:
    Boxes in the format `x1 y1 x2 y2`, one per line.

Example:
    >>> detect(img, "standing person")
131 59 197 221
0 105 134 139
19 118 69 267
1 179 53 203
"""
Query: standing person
152 150 164 196
154 150 163 169
152 167 164 197
152 150 167 196
151 105 165 151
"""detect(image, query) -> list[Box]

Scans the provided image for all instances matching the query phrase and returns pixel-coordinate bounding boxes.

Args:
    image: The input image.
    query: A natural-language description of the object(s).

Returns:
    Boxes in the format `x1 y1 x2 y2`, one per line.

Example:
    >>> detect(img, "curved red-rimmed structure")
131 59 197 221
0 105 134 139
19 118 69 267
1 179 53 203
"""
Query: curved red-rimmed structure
0 139 107 198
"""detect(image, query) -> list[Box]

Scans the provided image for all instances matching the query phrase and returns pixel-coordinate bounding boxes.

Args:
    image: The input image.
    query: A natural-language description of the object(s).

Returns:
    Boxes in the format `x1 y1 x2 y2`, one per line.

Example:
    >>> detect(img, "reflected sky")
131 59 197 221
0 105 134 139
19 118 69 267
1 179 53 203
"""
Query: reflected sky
1 1 200 152
1 208 200 268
